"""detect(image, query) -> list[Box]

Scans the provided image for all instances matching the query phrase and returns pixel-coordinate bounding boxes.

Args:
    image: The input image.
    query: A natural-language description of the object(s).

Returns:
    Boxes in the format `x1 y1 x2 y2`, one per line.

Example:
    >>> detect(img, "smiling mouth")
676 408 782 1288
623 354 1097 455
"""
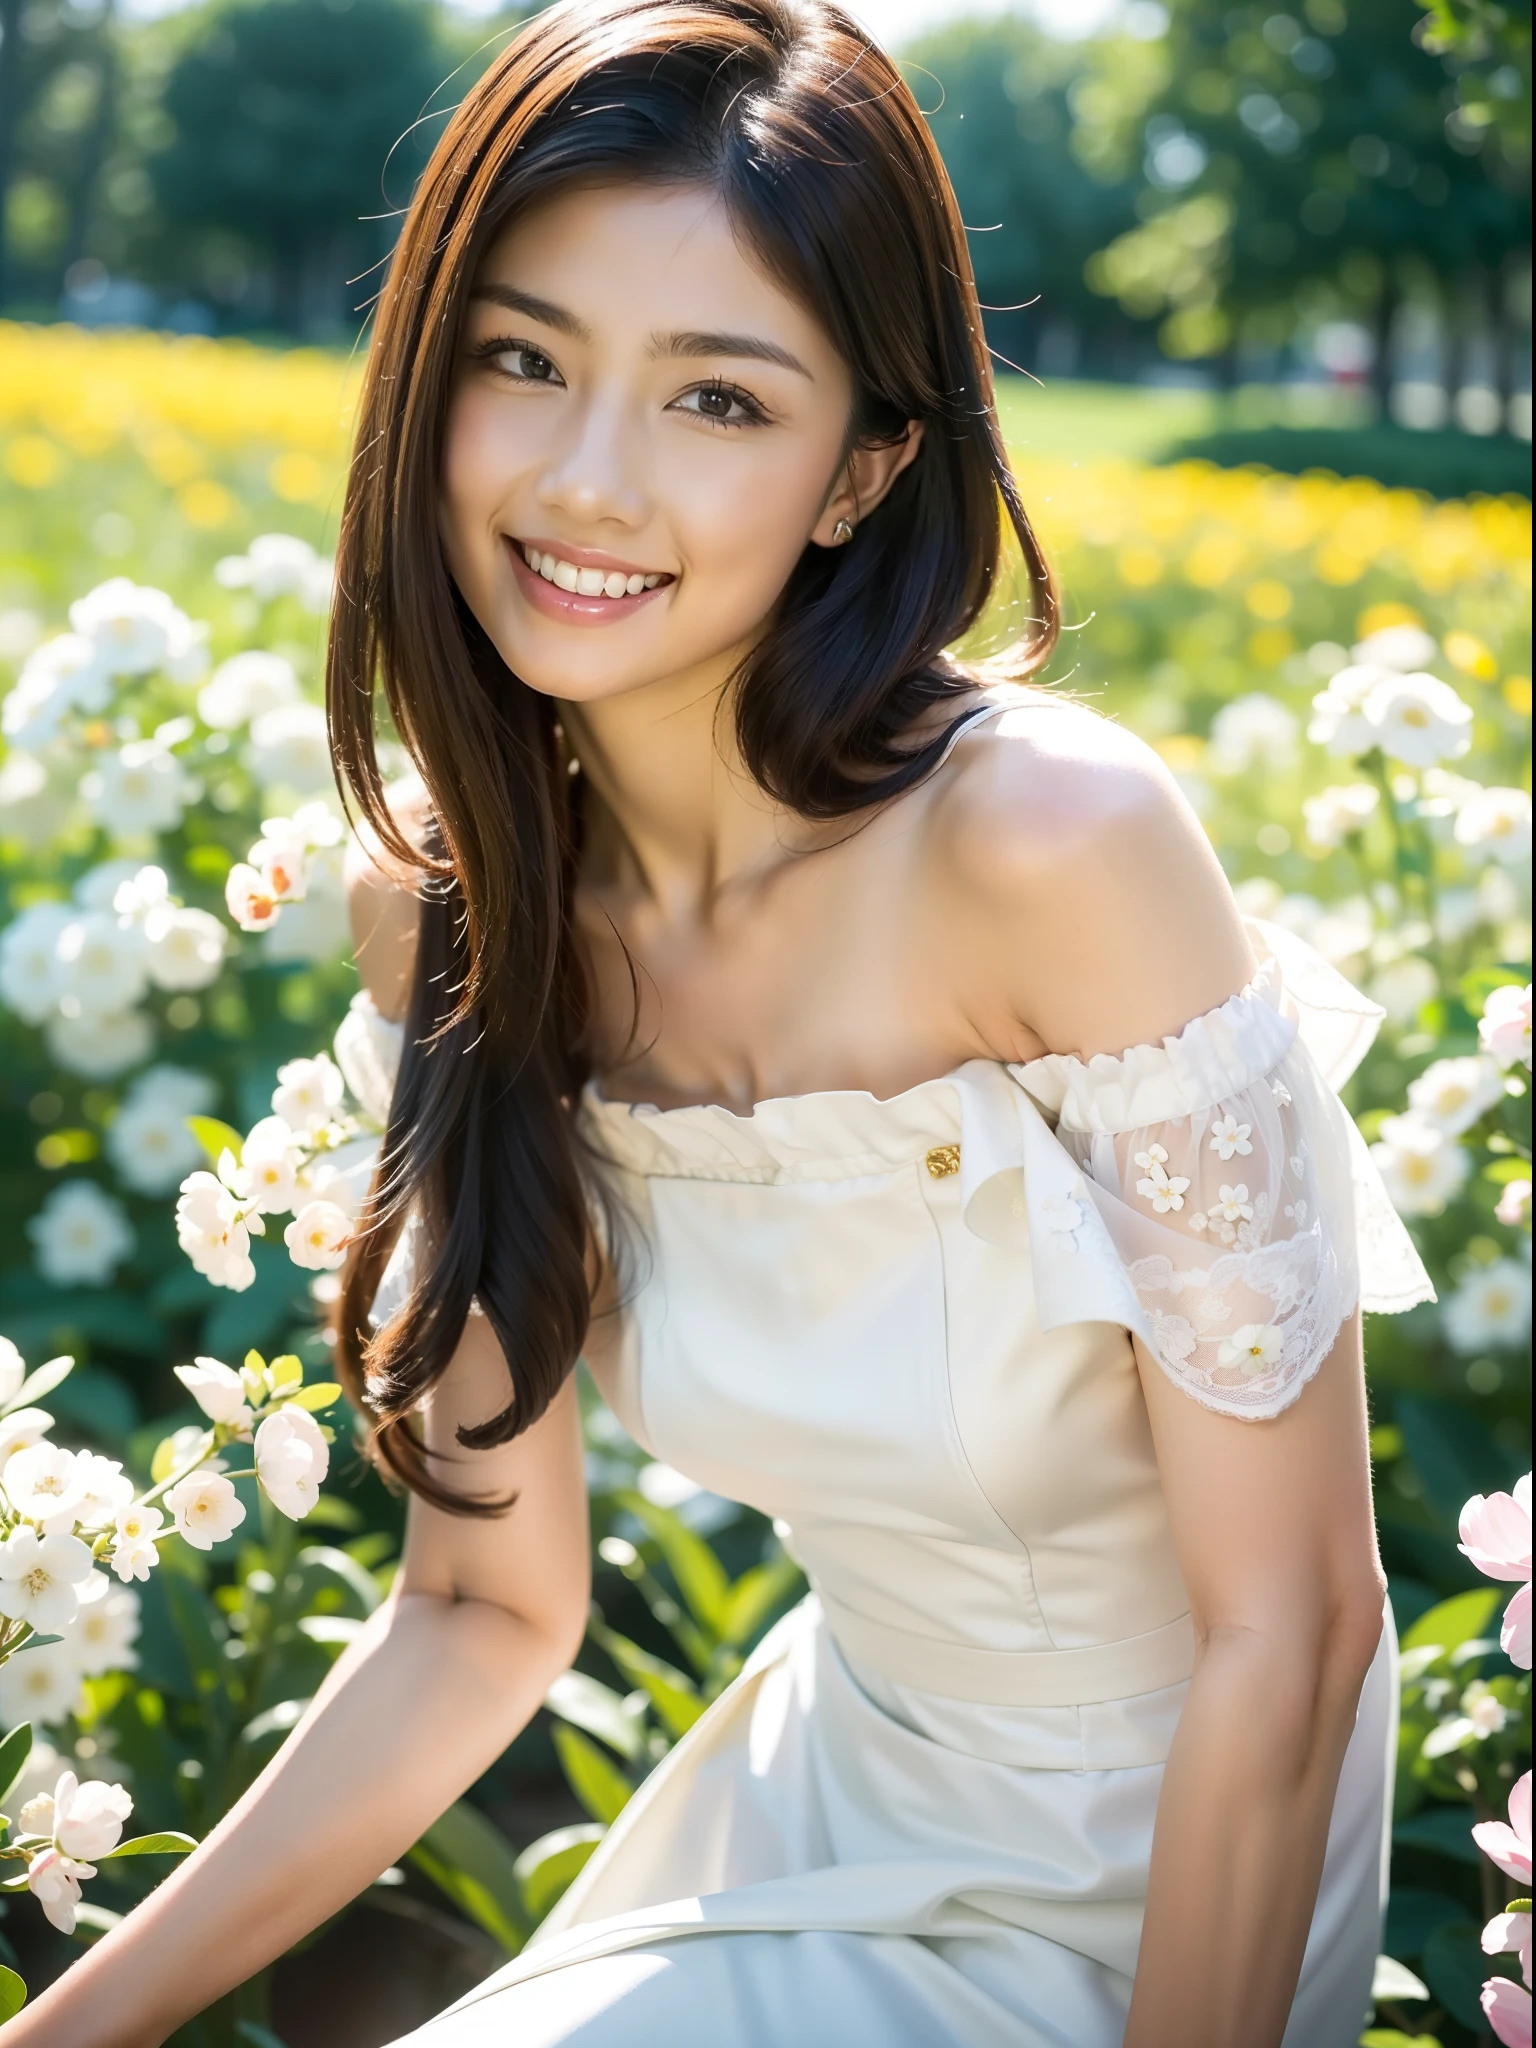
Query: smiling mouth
516 540 672 599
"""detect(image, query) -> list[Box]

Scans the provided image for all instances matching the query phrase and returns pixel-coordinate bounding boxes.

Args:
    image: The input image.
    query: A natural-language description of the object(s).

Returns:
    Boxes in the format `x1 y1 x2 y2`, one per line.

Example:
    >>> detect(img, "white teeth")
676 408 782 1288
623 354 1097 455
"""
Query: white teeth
522 545 666 596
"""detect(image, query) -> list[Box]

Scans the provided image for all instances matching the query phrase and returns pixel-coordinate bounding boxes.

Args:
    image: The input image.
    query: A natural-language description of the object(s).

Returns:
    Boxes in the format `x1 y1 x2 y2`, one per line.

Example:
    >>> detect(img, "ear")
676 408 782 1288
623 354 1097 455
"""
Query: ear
811 421 925 548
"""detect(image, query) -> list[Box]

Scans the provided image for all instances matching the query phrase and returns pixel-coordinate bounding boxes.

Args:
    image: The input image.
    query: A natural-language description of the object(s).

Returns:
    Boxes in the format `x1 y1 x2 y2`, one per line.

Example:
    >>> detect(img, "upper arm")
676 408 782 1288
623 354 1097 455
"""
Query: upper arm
398 1320 590 1663
937 702 1253 1059
345 778 431 1023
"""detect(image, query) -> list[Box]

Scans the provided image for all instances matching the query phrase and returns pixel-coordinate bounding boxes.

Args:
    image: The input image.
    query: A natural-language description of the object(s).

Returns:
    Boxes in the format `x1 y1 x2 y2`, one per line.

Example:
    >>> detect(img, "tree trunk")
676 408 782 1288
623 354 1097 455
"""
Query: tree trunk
55 0 120 299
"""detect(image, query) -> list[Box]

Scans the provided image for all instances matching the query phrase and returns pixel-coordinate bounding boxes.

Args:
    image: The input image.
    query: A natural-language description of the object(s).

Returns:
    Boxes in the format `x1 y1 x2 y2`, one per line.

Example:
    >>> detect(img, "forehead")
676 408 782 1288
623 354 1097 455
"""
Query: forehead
472 181 838 368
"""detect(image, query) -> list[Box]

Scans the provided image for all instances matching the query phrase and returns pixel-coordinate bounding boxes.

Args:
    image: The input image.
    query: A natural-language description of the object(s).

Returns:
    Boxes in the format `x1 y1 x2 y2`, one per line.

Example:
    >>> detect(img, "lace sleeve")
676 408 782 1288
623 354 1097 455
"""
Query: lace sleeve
1018 933 1432 1420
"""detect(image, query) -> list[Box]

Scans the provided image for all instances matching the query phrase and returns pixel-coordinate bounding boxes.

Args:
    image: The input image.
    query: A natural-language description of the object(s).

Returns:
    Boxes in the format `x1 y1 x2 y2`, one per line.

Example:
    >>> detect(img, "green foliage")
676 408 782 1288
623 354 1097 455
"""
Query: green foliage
409 1800 529 1955
0 1965 25 2021
513 1824 605 1922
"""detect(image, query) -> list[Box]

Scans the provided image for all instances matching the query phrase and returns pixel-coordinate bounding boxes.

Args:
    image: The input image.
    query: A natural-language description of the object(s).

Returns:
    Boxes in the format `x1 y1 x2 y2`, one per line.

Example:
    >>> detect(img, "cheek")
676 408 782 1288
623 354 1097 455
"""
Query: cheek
439 390 530 580
662 435 833 605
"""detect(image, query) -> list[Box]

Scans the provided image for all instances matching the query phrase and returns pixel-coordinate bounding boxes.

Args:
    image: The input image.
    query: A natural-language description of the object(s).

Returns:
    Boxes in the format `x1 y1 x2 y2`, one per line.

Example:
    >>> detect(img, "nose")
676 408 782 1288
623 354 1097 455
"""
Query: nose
535 386 650 532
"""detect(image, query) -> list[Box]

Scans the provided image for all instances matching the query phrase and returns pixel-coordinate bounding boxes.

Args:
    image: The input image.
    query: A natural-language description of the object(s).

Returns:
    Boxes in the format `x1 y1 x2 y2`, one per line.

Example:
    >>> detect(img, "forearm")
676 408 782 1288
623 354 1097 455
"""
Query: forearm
1124 1621 1375 2048
12 1590 565 2048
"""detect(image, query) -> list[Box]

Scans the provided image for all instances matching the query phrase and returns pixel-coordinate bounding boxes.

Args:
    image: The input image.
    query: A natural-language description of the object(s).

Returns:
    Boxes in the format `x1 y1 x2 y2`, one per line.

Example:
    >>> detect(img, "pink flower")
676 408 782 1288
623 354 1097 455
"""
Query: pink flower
26 1843 92 1934
1505 1580 1532 1671
1460 1477 1533 1580
1497 1179 1533 1228
1483 1977 1532 2048
1481 983 1533 1071
1484 1907 1534 1989
1475 1772 1533 1887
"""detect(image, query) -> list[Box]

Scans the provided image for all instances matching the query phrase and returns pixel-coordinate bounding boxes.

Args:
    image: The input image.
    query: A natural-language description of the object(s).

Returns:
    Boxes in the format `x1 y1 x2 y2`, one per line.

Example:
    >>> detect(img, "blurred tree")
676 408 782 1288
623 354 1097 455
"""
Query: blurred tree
907 16 1149 376
1417 0 1531 155
147 0 453 335
0 0 119 313
1077 0 1530 407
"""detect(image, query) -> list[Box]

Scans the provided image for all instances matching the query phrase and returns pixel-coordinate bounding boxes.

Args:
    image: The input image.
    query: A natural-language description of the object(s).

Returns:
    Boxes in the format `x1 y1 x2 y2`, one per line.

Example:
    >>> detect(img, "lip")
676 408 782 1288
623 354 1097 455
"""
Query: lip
507 536 674 626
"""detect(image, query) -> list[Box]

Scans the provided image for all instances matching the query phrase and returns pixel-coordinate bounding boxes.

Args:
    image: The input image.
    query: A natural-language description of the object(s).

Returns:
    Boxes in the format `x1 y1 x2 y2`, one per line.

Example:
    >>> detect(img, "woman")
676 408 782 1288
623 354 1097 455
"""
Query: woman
18 3 1432 2044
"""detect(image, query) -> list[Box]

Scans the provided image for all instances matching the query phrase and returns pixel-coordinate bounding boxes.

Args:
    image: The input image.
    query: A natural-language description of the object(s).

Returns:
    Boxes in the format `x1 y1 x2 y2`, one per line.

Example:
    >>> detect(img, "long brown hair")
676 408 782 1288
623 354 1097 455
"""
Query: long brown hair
329 0 1059 1510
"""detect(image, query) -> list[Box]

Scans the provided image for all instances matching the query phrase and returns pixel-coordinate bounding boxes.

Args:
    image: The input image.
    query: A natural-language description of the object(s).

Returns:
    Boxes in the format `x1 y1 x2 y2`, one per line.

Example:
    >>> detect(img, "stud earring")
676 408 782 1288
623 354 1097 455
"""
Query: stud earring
831 517 854 545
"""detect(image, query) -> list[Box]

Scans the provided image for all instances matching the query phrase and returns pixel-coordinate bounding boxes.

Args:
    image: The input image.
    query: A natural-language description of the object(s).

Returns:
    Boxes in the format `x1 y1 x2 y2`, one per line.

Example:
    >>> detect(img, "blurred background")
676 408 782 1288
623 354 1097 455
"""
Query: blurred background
0 3 1530 2045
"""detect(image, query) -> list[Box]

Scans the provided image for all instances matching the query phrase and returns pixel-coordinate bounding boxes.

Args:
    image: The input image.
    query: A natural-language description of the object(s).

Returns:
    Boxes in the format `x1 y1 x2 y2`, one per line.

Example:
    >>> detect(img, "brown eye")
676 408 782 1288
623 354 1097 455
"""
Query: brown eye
483 342 563 385
697 386 733 418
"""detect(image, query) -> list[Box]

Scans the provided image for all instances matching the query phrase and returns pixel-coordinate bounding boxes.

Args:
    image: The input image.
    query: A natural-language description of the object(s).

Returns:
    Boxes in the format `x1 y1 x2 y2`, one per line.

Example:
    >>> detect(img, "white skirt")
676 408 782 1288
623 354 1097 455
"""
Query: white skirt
391 1597 1396 2047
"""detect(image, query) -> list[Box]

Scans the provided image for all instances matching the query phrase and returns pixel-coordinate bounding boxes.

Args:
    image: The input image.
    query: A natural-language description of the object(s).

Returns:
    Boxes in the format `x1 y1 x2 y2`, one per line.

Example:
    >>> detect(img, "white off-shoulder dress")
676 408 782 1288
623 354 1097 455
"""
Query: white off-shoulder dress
369 914 1431 2048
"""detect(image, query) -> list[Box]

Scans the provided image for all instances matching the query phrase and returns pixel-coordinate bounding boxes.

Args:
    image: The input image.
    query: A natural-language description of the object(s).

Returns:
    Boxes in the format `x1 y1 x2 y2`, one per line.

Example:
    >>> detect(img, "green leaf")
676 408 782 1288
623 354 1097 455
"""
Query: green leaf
0 1726 30 1810
1401 1588 1503 1660
163 1571 225 1684
1392 1806 1484 1865
187 1116 246 1169
592 1629 704 1741
2 1354 73 1417
100 1832 198 1858
240 1699 310 1749
513 1824 605 1922
1396 1397 1520 1531
297 1545 382 1615
0 1965 24 2021
285 1382 342 1412
617 1492 730 1637
70 1902 122 1943
12 1634 62 1655
296 1615 361 1648
1420 1919 1499 2028
719 1552 804 1648
1485 1157 1533 1184
234 2024 291 2048
268 1353 303 1391
551 1725 634 1826
1385 1885 1471 1961
543 1670 645 1761
409 1800 528 1954
1504 1898 1533 1916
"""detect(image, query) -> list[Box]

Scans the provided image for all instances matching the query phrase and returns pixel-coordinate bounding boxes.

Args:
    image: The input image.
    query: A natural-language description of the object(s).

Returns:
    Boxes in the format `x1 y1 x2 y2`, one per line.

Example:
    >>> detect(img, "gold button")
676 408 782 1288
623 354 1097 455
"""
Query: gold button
925 1144 961 1179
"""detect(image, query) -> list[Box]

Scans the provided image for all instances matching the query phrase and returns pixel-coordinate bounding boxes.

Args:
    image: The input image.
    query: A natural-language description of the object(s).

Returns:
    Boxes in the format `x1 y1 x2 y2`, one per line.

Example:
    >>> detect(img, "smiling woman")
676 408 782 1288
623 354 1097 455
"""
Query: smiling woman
10 5 1435 2048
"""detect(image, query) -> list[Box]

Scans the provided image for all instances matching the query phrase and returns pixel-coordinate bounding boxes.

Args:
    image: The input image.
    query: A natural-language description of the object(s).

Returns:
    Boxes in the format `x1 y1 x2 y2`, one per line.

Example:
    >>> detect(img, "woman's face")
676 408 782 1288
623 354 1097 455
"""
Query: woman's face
442 181 906 706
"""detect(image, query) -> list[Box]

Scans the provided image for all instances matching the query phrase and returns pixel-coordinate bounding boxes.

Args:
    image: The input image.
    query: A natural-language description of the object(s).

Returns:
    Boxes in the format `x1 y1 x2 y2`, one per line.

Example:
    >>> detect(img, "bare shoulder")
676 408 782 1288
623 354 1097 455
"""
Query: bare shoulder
345 775 432 1022
929 693 1255 1059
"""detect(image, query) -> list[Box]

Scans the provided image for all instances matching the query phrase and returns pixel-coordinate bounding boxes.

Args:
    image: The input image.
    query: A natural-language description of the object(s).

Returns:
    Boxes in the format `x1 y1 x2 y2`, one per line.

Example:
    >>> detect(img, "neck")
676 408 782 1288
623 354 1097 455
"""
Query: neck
562 645 825 913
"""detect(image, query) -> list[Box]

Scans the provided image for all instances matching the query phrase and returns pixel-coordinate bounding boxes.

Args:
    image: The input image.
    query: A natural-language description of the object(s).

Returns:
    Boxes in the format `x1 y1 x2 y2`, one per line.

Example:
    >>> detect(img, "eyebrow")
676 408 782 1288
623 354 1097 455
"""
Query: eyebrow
469 284 811 379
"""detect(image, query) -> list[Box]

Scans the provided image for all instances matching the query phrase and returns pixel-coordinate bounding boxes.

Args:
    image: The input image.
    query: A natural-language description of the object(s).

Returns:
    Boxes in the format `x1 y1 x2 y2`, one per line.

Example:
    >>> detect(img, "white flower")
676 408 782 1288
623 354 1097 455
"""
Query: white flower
254 1407 329 1520
1444 1261 1533 1355
1363 671 1473 768
69 578 194 679
1208 693 1298 774
273 1052 345 1138
300 1135 379 1223
2 633 111 747
28 1181 134 1287
1133 1142 1191 1214
173 1356 254 1429
215 534 332 610
105 1070 214 1196
1302 782 1380 851
1454 786 1532 865
1218 1323 1285 1374
1480 984 1533 1072
224 861 283 933
0 901 71 1024
53 910 148 1016
1369 955 1438 1026
109 863 171 921
197 650 300 731
51 1769 133 1860
175 1171 256 1292
0 1639 82 1730
1370 1114 1472 1217
1208 1114 1253 1161
246 701 331 793
1406 1055 1507 1136
80 740 191 839
0 1409 55 1468
108 1502 164 1583
1463 1684 1511 1738
239 1117 305 1215
1307 664 1385 756
0 1526 94 1630
25 1845 92 1933
45 1008 155 1080
286 799 345 848
142 904 227 991
284 1200 352 1271
258 864 350 964
249 825 308 902
71 1452 135 1531
0 1337 25 1409
70 1576 141 1676
164 1468 246 1551
3 1443 87 1530
1351 623 1439 672
1213 1183 1254 1224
